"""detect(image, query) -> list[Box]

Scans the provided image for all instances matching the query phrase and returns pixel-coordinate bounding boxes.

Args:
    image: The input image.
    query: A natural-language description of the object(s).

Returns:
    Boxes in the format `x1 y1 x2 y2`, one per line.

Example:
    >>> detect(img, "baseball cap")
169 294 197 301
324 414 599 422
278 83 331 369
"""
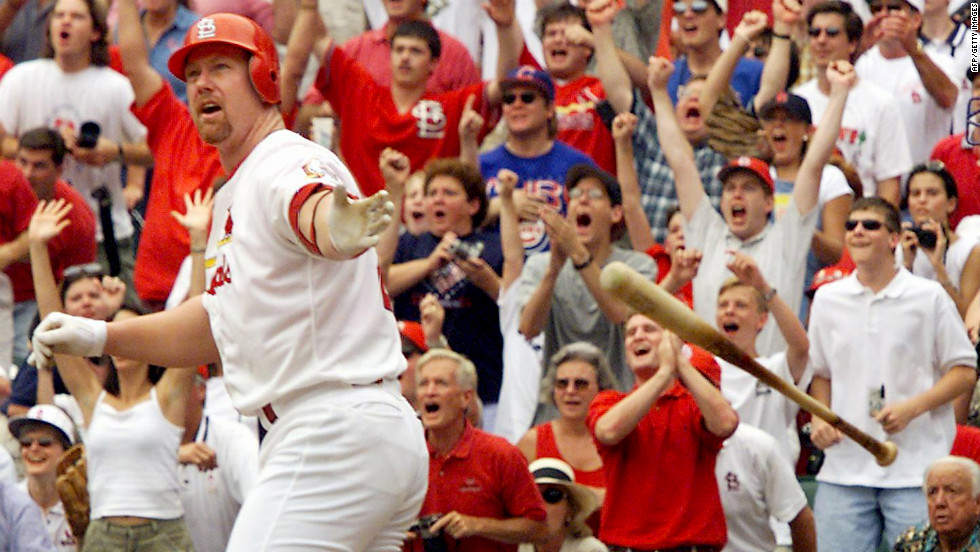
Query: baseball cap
711 0 727 12
717 156 775 193
399 321 428 355
566 164 622 206
9 405 75 449
501 66 555 102
807 251 855 297
528 458 600 532
903 0 924 11
758 92 812 125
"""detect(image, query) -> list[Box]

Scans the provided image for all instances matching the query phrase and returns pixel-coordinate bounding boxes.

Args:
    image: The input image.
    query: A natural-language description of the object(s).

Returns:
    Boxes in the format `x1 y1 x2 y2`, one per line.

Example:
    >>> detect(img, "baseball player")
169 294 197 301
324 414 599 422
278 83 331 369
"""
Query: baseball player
29 14 428 551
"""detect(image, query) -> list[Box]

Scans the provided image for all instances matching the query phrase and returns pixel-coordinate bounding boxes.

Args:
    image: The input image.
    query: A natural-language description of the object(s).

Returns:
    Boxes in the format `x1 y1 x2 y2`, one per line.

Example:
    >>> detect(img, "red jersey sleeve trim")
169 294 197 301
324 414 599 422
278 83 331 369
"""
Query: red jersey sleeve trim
289 183 333 255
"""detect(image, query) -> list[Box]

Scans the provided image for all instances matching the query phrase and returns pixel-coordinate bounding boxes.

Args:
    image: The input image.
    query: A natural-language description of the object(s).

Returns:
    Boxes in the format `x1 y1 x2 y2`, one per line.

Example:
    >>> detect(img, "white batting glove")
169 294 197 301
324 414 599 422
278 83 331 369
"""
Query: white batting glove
31 313 107 370
327 185 394 257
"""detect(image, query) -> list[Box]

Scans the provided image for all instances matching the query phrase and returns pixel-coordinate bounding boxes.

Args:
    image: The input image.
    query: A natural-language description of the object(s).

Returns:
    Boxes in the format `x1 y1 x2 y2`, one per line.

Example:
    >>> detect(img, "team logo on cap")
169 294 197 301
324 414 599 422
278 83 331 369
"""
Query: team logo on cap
514 65 537 81
196 18 217 39
736 156 752 167
774 91 788 103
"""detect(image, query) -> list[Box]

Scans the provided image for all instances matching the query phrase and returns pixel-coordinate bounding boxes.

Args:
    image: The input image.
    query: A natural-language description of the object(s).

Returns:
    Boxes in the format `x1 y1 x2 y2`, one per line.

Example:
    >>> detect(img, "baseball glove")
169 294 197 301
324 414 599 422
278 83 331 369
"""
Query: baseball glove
56 444 89 543
706 89 767 161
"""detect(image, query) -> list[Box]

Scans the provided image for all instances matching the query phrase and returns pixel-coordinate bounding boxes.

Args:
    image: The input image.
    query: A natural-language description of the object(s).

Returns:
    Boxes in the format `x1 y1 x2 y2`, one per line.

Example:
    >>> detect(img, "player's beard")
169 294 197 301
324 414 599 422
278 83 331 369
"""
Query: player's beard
194 112 232 145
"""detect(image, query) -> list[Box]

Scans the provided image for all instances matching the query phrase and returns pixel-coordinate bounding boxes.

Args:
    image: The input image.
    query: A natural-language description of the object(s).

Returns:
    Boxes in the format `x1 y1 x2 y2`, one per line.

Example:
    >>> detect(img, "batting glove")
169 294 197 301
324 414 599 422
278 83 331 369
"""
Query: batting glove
327 185 394 257
31 313 107 370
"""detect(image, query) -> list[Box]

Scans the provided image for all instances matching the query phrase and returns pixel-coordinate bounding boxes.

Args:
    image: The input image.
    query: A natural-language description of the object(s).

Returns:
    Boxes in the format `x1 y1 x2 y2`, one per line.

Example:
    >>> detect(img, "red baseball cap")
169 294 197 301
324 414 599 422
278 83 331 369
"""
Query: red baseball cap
717 156 774 193
398 321 428 354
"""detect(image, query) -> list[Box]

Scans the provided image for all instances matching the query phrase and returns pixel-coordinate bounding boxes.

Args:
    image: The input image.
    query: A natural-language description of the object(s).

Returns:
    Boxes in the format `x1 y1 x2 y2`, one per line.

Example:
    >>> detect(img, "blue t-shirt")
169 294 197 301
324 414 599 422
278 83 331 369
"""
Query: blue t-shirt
145 6 198 103
393 229 505 403
668 56 764 109
480 141 595 255
2 359 69 415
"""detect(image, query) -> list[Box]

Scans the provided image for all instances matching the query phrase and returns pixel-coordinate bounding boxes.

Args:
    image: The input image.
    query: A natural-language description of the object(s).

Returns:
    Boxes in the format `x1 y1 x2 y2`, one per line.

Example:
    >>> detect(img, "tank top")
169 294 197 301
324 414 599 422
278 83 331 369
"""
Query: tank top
535 423 605 488
86 388 184 520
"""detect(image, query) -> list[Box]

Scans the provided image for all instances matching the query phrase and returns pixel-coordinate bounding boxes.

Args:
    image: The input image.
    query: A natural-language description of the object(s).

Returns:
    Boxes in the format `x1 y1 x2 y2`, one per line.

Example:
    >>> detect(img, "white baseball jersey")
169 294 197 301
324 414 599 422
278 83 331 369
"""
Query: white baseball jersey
201 129 405 416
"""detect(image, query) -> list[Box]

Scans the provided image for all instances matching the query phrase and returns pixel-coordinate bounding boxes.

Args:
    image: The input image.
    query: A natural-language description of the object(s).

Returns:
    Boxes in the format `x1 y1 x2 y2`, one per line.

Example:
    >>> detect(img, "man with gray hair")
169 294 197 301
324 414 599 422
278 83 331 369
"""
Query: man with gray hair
895 456 980 551
413 349 548 552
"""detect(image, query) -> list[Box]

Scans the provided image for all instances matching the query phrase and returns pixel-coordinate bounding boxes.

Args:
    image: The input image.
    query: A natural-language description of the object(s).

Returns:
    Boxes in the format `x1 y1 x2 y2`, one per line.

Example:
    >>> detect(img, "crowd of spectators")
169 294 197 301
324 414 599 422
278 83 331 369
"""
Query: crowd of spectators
0 0 977 549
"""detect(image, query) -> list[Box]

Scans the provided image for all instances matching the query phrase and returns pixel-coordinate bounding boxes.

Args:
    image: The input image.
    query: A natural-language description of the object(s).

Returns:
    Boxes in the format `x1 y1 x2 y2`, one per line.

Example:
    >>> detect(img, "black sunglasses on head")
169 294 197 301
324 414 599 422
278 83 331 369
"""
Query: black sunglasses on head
502 92 538 105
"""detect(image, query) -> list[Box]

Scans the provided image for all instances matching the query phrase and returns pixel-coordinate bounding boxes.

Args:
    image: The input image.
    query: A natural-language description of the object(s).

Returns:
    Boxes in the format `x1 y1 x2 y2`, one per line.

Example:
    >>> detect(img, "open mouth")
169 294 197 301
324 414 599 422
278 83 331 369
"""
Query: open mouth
200 100 221 115
576 213 592 228
549 48 569 61
722 322 739 333
423 403 440 413
432 209 447 221
731 206 747 220
633 343 652 356
410 210 424 221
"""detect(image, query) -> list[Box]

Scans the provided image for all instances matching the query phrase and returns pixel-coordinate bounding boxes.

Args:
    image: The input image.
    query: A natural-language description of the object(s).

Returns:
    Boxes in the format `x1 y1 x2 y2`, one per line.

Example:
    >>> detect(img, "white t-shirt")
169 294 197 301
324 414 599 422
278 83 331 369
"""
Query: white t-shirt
179 416 258 552
201 130 405 415
809 269 978 487
896 235 980 292
492 282 543 444
0 60 147 241
794 78 912 197
686 196 818 357
923 24 980 135
773 164 853 220
855 46 959 163
716 424 808 552
719 353 810 465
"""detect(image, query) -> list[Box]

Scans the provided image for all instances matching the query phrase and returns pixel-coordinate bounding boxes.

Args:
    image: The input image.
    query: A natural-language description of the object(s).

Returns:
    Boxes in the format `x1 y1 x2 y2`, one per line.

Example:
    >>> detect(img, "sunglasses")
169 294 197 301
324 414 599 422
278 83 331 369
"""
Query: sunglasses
844 218 884 231
555 378 593 391
19 436 55 448
502 92 538 105
912 160 947 174
673 0 710 14
63 262 104 280
541 487 567 504
568 188 607 201
869 2 906 13
808 26 842 37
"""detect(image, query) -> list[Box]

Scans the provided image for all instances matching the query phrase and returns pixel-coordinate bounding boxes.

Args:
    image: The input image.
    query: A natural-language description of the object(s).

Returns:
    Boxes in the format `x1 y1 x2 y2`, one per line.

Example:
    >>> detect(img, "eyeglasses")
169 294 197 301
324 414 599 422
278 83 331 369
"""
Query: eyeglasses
555 378 593 391
19 437 55 448
808 26 842 38
568 188 606 201
63 262 104 280
844 218 884 231
540 487 567 504
673 0 710 14
502 92 538 105
869 1 906 13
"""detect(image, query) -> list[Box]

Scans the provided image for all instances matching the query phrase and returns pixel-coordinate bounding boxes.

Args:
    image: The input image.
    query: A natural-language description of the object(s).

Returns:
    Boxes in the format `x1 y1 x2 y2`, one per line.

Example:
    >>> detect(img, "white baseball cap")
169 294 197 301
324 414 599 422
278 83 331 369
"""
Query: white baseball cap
9 405 76 448
904 0 924 11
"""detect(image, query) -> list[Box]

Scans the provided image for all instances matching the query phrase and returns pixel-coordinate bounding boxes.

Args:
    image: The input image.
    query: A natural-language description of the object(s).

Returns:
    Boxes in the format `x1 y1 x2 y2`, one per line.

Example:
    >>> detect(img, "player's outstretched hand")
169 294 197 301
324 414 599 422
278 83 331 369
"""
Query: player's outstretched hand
327 185 395 257
30 313 108 371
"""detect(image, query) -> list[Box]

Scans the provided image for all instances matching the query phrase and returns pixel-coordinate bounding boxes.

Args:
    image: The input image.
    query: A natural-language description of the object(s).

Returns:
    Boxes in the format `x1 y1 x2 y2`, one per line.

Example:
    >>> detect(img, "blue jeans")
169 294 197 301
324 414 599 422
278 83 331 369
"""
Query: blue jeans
814 482 926 552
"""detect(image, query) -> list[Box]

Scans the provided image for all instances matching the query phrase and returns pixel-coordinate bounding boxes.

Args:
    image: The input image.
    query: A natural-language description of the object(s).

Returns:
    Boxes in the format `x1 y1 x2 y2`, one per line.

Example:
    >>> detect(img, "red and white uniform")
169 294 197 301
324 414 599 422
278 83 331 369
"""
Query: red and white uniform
202 129 428 550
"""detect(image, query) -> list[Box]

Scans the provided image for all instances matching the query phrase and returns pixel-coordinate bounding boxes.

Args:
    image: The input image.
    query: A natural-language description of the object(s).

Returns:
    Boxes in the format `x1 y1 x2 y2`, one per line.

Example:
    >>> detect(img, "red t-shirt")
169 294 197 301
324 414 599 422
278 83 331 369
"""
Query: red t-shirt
0 162 39 301
0 53 13 81
587 377 727 549
555 75 616 175
418 422 547 552
131 83 223 303
534 422 605 488
932 133 980 230
316 46 494 197
952 424 980 464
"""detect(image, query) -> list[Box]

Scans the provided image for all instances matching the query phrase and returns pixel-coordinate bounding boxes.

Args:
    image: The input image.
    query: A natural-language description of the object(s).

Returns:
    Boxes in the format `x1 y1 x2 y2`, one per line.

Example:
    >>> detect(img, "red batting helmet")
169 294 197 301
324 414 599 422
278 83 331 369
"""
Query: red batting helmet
168 14 280 104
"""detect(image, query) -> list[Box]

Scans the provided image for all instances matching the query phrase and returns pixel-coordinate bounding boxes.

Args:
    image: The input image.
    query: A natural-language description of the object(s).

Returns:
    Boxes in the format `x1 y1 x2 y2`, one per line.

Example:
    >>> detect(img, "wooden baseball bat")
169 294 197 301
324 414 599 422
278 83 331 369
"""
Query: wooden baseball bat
600 261 898 467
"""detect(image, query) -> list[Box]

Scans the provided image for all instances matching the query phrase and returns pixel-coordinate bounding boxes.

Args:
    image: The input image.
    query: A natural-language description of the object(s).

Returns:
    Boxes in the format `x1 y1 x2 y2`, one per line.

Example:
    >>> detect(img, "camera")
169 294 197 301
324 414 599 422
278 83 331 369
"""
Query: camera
911 226 938 249
77 121 101 149
447 239 484 261
410 514 449 552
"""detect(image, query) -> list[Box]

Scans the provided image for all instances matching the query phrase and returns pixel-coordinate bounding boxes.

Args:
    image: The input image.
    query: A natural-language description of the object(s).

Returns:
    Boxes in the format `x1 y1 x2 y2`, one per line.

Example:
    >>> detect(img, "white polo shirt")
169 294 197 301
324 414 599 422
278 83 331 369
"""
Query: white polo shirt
17 480 76 552
809 269 977 487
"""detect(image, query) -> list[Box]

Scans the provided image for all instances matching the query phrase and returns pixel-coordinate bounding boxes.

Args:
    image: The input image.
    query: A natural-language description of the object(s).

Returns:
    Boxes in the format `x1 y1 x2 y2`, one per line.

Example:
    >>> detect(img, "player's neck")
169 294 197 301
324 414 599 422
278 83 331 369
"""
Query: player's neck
218 109 286 172
504 132 553 158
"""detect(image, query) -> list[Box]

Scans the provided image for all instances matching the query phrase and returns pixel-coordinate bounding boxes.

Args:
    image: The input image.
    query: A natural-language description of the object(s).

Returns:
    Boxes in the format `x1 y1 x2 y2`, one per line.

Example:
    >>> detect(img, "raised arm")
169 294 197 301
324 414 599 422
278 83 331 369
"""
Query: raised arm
116 0 163 106
702 10 769 117
377 148 410 278
752 0 800 111
171 188 214 300
587 0 634 113
648 57 704 220
458 95 484 168
497 169 525 290
296 183 394 261
485 0 521 105
281 0 327 118
612 112 655 252
673 335 739 438
793 61 855 214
